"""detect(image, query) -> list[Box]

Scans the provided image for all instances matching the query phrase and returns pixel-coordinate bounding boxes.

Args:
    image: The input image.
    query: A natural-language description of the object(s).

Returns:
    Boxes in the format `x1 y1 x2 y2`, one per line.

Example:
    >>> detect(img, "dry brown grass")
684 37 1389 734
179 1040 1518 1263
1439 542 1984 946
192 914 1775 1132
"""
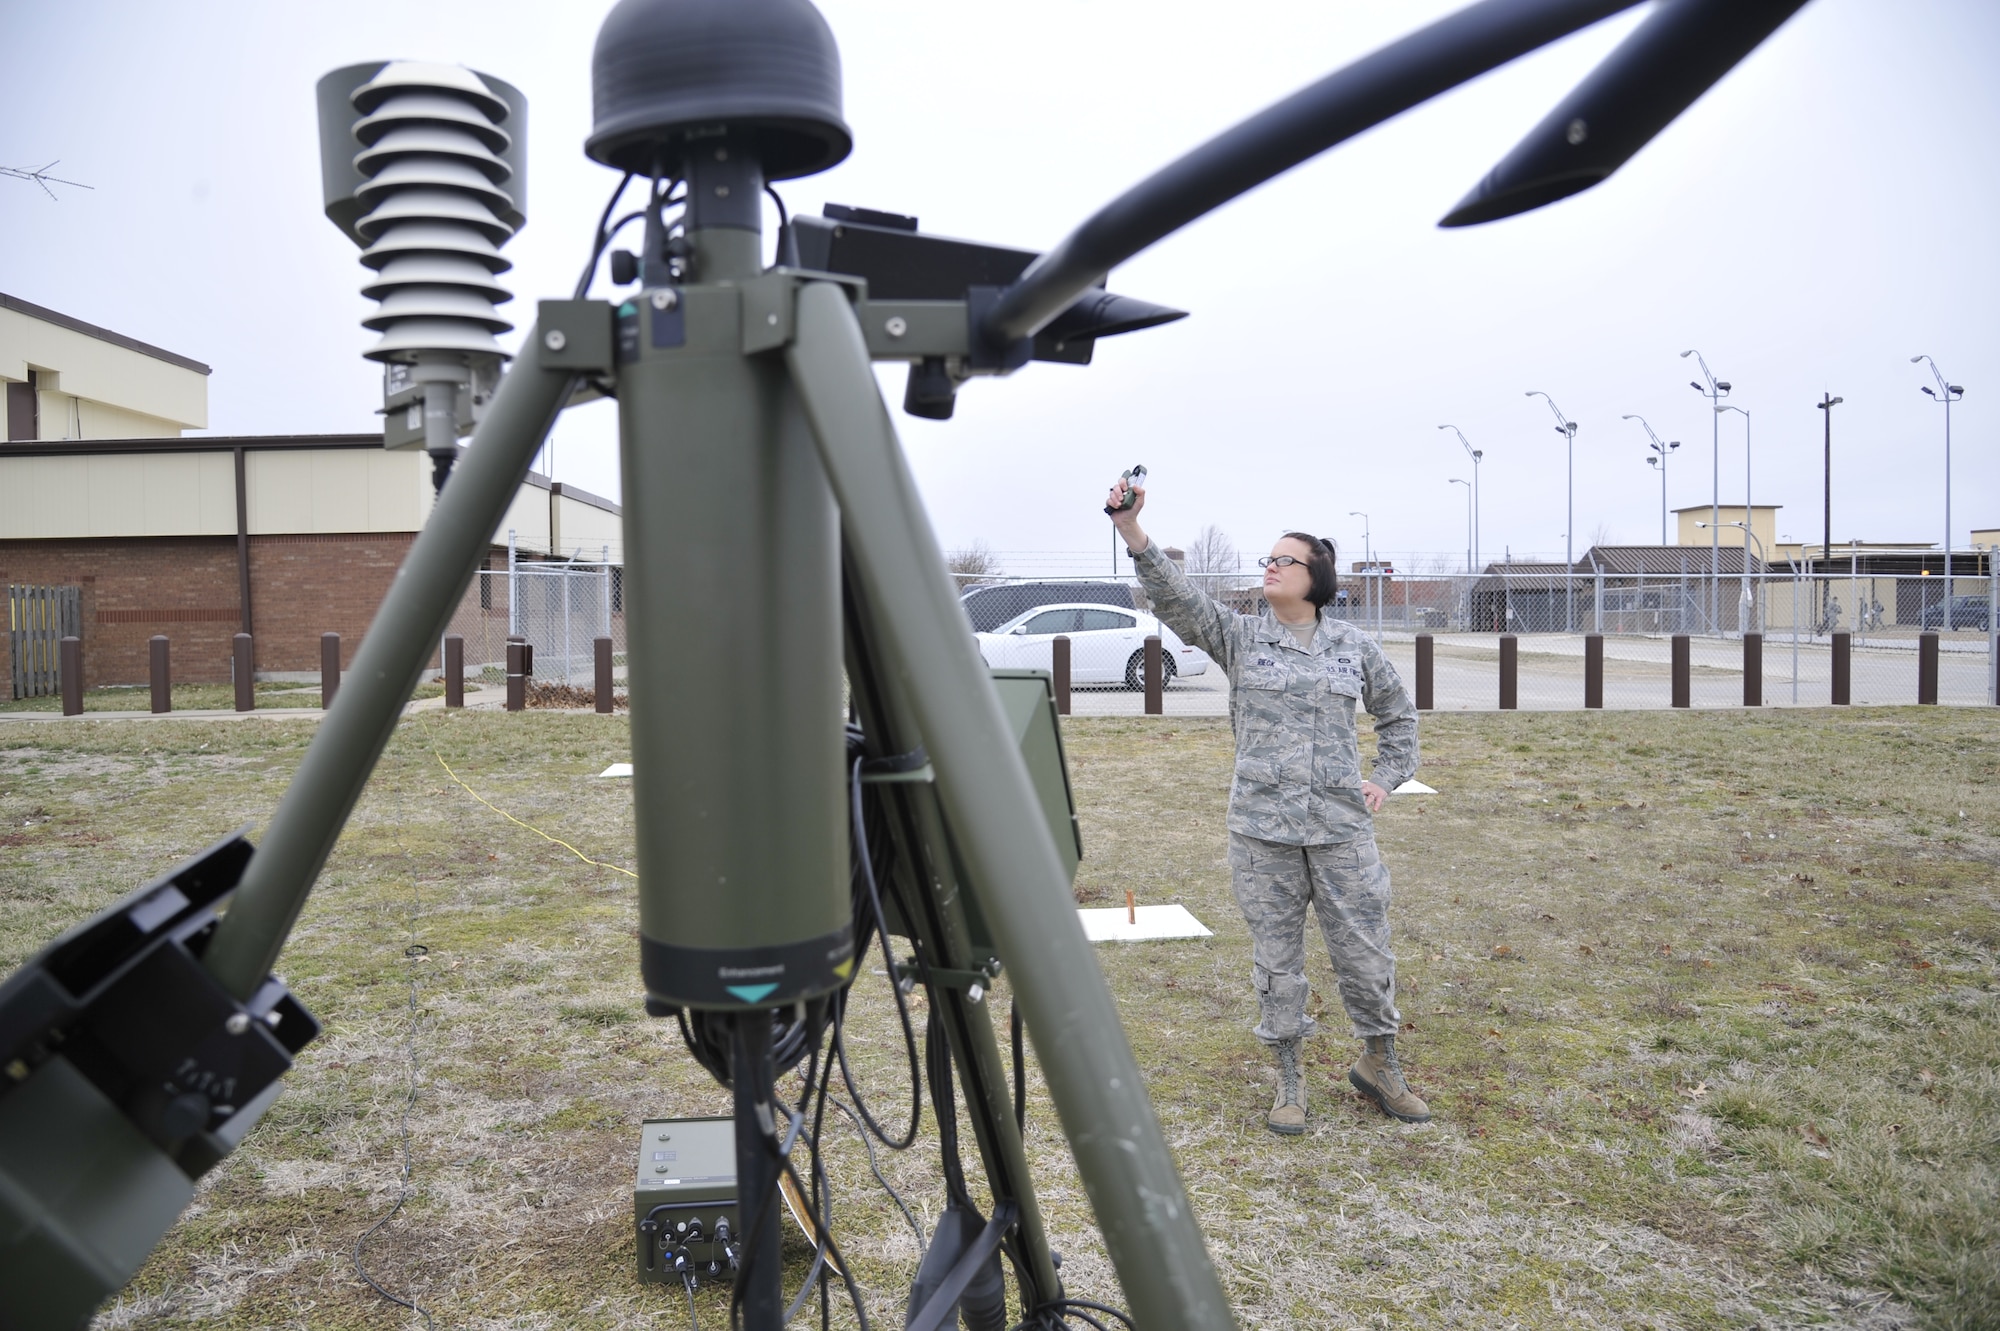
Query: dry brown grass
0 705 1993 1329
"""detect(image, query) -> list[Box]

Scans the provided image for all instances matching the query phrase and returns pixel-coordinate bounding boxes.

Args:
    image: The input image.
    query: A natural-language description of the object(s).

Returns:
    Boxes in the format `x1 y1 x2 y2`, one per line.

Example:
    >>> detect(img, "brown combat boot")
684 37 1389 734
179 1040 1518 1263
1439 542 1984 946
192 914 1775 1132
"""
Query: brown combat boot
1266 1037 1307 1135
1349 1034 1431 1123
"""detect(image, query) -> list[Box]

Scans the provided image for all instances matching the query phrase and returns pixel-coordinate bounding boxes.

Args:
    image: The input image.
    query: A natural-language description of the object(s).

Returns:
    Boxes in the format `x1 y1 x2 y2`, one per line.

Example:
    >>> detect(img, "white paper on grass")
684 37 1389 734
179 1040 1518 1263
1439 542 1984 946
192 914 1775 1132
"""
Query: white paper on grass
1078 903 1213 943
599 762 634 778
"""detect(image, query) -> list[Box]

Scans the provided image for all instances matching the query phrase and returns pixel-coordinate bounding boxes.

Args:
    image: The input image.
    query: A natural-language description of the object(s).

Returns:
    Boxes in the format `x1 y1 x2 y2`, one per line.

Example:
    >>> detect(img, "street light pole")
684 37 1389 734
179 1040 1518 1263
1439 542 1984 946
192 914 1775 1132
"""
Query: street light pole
1911 356 1964 608
1525 391 1579 632
1704 519 1768 635
1623 414 1680 545
1438 425 1483 572
1449 478 1472 573
1719 403 1752 633
1681 350 1731 633
1816 393 1843 617
1349 509 1372 636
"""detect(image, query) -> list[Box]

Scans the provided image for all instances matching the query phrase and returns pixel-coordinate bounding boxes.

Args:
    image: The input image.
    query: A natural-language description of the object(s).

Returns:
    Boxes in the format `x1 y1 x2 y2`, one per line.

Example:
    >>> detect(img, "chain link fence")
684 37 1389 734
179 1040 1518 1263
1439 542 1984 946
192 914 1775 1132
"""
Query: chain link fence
948 566 1995 715
443 562 625 686
455 560 1992 714
1340 569 1995 711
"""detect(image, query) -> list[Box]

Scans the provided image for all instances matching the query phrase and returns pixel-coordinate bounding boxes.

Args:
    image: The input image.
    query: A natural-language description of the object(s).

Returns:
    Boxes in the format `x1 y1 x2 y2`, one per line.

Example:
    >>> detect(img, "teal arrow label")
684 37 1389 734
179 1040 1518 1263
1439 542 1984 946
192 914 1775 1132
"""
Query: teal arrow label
725 983 779 1004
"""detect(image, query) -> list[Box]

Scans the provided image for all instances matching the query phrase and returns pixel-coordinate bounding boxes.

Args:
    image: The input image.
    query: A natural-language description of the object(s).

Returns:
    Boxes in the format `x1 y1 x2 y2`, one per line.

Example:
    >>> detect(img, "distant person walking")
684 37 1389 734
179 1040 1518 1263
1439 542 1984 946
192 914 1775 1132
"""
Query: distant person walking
1106 474 1429 1133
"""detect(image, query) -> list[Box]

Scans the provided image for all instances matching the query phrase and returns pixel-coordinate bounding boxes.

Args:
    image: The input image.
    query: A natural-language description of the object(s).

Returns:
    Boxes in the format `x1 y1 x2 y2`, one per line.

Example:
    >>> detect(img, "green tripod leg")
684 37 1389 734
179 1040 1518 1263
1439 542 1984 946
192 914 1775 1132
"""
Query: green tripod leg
201 334 577 999
786 281 1236 1331
843 563 1062 1308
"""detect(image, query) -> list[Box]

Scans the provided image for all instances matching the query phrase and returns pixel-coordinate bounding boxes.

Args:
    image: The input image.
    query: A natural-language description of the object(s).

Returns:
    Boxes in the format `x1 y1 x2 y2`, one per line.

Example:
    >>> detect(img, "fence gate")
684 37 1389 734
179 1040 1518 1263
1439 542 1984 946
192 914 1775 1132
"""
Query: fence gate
8 584 81 699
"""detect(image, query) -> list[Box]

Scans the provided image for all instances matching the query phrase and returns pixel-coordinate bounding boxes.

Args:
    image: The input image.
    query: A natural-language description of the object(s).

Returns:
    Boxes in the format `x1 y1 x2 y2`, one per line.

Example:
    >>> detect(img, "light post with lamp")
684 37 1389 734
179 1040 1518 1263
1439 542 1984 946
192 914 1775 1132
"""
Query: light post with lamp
1681 350 1731 632
1910 356 1964 609
1349 509 1373 636
1438 425 1483 571
1525 391 1579 631
1717 403 1752 633
1449 478 1473 573
1623 414 1679 544
1698 519 1768 634
1816 393 1842 625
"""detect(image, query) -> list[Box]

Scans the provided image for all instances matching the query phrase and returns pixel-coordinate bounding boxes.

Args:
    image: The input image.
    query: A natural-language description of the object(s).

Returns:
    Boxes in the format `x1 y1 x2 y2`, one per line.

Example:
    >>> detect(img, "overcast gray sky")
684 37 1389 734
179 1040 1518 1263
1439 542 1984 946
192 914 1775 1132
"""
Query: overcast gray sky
4 0 1994 571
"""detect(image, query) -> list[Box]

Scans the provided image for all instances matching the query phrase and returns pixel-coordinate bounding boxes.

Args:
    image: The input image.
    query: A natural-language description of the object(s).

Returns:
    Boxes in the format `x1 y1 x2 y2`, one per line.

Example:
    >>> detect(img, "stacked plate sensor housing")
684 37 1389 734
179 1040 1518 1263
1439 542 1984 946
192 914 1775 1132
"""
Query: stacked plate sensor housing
316 61 528 488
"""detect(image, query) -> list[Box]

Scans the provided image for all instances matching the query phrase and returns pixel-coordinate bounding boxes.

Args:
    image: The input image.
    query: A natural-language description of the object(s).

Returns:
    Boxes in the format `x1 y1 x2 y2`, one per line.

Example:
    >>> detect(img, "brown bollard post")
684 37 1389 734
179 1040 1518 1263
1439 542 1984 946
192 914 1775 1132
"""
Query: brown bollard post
1583 633 1604 709
149 635 171 713
506 639 527 712
1143 634 1163 715
1671 634 1691 708
1415 633 1434 710
321 632 341 707
1918 631 1939 705
1830 632 1851 705
1052 634 1071 716
444 634 464 708
1498 634 1518 710
233 633 254 712
595 636 614 714
60 636 83 716
1743 632 1763 707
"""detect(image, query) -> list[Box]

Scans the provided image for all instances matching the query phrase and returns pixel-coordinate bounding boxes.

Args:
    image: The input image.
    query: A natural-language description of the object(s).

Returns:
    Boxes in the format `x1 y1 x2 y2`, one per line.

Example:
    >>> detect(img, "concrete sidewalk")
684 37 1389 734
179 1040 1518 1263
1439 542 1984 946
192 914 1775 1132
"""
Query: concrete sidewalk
0 683 511 723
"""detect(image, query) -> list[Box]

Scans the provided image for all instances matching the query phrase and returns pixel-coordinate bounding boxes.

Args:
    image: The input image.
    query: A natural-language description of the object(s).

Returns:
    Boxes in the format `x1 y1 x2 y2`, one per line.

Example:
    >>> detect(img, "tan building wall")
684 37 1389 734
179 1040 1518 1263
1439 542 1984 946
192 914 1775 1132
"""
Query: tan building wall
1674 504 1780 553
244 448 437 535
1973 528 2000 549
2 451 238 538
551 486 624 561
498 479 553 555
1 294 209 437
0 444 624 554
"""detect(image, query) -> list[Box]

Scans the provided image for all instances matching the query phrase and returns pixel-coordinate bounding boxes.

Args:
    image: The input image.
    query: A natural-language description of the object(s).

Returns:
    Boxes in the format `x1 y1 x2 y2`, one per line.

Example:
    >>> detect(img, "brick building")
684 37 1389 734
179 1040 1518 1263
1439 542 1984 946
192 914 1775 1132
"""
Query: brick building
1 431 622 696
2 294 621 698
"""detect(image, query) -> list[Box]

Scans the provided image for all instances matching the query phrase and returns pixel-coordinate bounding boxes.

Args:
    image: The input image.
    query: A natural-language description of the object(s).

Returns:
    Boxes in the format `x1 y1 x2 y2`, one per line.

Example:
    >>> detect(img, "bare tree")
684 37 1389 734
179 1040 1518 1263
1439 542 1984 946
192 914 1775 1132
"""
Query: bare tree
1184 524 1239 596
1588 522 1617 550
947 539 1002 590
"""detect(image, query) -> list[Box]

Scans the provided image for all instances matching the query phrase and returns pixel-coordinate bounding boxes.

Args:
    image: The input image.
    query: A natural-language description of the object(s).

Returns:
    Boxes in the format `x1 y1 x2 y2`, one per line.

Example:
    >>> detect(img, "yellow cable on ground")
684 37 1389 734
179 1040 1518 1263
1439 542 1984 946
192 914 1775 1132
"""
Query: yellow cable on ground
414 713 638 879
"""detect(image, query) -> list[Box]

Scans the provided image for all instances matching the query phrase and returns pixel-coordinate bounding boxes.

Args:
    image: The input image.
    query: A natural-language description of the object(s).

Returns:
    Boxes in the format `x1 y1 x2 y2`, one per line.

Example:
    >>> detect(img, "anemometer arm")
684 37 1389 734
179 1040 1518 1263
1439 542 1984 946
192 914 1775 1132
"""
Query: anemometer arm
981 0 1642 346
984 0 1807 348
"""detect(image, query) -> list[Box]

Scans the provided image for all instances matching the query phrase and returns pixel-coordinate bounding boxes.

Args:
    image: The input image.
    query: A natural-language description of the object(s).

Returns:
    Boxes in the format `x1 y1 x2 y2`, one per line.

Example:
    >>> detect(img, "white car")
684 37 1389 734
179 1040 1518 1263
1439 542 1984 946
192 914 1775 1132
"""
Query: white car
975 602 1211 688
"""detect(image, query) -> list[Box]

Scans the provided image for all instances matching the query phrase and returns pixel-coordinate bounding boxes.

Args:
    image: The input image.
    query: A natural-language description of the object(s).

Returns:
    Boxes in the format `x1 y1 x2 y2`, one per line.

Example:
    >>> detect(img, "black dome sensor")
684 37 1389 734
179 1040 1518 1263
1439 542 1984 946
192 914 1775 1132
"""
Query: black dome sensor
585 0 852 181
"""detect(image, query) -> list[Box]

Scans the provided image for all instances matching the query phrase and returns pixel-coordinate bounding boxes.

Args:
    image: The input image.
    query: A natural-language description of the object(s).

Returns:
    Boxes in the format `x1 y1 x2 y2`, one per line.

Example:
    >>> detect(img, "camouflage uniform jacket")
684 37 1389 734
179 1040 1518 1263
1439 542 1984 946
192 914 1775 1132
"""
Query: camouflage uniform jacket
1132 541 1418 844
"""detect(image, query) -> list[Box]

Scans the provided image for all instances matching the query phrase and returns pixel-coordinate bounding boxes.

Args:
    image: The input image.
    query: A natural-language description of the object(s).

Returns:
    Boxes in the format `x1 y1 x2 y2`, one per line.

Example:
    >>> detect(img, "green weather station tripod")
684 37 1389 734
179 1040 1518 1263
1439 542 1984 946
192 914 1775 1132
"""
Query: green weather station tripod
0 0 1814 1326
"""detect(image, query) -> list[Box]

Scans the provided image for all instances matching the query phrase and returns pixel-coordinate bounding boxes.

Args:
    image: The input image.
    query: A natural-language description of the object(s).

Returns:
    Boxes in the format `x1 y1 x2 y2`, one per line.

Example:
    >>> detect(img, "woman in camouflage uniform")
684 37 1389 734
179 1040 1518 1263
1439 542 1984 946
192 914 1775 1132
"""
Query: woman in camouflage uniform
1106 475 1430 1134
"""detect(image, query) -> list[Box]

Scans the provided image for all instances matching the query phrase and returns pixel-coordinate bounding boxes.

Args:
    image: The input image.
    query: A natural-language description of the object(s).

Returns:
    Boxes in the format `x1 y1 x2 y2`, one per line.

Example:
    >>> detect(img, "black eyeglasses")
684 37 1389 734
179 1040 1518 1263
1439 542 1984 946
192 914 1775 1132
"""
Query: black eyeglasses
1256 555 1308 569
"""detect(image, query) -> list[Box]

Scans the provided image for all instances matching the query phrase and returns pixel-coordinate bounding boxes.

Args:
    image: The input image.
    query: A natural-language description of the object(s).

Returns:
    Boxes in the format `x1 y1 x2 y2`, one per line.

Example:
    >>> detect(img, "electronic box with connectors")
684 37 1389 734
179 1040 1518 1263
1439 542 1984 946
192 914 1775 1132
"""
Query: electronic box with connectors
634 1116 740 1284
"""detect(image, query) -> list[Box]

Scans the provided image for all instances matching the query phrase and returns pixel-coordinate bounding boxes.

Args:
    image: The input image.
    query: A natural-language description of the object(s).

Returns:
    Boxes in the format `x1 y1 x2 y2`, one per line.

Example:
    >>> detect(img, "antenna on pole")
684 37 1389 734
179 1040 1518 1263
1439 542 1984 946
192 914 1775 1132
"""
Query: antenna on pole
1 161 93 200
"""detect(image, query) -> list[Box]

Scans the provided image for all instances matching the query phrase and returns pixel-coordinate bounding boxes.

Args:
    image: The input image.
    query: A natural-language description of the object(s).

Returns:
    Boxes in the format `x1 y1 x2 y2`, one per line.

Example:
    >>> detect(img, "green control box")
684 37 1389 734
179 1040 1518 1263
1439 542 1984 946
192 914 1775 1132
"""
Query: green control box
634 1116 739 1283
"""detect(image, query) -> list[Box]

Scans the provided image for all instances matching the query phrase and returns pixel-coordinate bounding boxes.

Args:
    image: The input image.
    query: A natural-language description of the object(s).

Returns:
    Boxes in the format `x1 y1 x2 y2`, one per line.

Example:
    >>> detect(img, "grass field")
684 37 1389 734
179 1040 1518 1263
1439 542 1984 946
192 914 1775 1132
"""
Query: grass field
0 706 1993 1330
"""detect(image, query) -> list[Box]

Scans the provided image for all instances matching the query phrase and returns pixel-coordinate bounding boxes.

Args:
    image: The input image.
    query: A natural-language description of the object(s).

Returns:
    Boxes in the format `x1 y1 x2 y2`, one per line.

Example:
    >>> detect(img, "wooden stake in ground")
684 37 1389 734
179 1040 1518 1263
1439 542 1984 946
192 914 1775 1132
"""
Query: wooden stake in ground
1127 889 1136 925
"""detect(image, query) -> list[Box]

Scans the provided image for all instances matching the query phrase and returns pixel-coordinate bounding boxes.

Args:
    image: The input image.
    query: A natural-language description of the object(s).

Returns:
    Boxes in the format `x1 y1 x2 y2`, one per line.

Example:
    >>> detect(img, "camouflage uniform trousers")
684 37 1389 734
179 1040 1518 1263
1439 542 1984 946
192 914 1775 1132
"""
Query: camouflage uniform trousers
1228 829 1401 1043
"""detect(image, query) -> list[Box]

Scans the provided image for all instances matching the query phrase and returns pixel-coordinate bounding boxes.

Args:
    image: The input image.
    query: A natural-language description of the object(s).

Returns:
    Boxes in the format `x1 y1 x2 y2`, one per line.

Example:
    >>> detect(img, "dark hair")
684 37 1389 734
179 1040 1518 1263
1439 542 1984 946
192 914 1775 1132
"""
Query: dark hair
1280 532 1339 610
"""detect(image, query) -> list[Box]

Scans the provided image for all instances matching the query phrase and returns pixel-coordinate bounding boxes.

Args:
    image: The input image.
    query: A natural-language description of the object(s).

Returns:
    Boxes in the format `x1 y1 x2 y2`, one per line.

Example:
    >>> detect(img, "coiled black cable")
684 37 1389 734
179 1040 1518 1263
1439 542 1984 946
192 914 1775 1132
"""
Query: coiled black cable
837 752 926 1149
